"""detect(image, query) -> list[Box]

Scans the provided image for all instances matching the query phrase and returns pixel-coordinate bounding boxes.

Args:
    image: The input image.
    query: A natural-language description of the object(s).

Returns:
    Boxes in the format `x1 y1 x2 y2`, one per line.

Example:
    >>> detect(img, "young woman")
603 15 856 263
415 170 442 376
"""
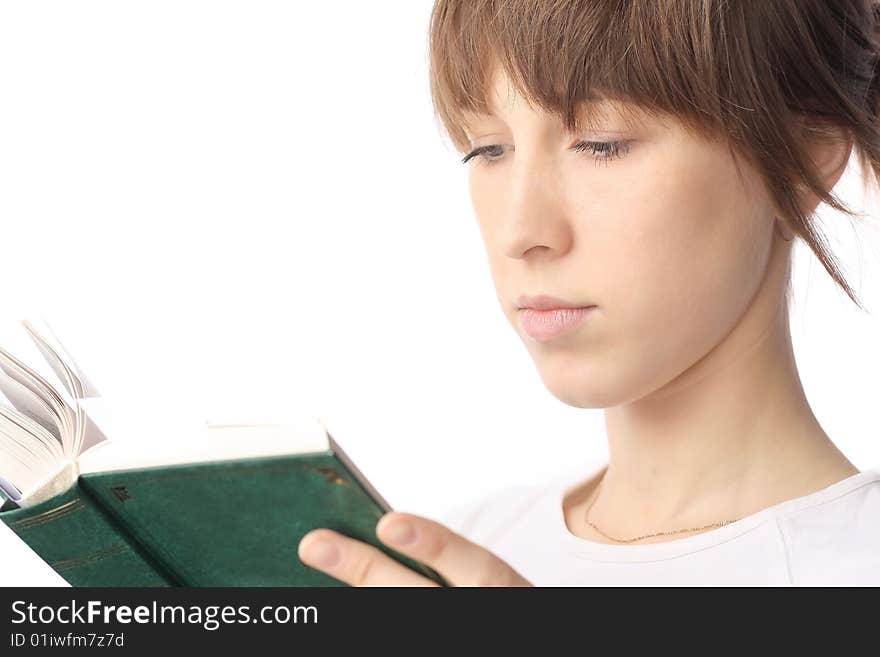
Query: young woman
298 0 880 585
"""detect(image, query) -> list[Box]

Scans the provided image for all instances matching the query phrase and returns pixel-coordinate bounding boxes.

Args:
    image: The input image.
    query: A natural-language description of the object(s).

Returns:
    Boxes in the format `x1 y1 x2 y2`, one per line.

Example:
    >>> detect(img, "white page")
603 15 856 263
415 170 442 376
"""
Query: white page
77 414 331 474
0 373 63 442
24 316 100 398
0 318 72 403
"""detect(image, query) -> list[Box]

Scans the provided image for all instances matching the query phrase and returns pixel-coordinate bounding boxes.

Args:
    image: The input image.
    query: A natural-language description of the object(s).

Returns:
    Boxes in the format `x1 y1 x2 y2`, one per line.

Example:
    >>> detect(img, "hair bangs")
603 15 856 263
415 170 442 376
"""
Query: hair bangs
429 0 730 153
429 0 880 309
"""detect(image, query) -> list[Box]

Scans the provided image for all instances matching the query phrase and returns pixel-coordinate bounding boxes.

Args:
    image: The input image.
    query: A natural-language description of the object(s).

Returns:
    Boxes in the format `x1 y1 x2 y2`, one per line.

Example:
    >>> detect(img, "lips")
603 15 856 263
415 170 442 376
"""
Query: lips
516 294 594 311
518 306 596 340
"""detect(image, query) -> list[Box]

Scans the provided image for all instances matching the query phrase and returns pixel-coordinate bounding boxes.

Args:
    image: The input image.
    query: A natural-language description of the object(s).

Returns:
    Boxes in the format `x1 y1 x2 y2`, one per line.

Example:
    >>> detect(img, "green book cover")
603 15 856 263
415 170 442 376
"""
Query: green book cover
0 317 448 587
1 476 173 586
1 439 448 587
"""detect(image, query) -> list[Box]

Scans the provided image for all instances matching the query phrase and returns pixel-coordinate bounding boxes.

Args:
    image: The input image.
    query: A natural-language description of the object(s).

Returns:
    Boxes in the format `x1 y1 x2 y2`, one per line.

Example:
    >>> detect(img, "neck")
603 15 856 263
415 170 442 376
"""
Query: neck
589 264 857 540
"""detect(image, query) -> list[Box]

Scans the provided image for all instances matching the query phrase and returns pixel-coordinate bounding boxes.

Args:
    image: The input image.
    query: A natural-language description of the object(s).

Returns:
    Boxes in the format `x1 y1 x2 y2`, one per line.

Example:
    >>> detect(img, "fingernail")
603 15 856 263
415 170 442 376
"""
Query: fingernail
383 520 416 547
303 538 340 568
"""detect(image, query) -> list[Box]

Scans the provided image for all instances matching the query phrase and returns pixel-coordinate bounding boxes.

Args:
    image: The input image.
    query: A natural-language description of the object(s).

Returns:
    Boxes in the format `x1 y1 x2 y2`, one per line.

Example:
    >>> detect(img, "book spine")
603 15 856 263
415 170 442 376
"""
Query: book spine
0 480 177 586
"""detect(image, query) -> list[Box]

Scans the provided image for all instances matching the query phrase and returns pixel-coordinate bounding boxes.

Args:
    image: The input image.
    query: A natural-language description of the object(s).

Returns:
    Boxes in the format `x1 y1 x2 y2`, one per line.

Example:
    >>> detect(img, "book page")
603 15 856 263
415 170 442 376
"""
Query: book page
0 372 63 443
22 317 100 398
15 459 79 507
0 345 79 459
78 415 331 474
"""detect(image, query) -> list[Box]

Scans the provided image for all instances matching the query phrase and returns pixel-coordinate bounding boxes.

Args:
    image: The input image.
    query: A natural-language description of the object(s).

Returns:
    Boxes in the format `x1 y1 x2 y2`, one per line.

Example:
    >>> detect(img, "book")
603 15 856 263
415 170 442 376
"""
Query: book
0 318 447 586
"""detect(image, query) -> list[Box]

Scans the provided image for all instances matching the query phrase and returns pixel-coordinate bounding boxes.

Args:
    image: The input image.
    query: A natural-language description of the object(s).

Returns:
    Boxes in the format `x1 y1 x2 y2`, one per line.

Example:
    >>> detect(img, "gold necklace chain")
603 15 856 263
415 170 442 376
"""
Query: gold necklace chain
584 480 742 544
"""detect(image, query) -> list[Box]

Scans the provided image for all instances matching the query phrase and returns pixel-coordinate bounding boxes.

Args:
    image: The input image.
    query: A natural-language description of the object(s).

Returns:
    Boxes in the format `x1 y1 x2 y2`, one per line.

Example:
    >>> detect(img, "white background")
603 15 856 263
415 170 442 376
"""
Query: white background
0 1 878 586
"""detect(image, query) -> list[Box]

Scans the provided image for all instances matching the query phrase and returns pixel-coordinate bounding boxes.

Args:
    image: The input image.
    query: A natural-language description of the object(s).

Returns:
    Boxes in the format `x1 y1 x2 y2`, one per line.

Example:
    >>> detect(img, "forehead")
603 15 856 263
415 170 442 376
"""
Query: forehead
461 64 642 132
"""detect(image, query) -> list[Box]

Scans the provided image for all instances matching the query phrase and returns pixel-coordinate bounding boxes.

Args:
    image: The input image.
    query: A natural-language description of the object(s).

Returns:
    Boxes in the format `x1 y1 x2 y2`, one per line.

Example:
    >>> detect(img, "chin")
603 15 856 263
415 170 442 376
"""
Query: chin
534 366 621 409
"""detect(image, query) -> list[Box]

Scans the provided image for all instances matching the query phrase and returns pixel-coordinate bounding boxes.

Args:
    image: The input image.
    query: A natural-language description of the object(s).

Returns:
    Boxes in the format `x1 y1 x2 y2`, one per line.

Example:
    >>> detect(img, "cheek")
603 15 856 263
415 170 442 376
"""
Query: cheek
596 145 773 387
468 171 500 253
468 170 515 287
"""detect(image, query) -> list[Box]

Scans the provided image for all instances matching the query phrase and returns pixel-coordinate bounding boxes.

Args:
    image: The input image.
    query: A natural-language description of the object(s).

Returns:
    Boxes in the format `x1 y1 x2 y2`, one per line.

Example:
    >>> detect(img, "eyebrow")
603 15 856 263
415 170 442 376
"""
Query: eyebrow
462 94 633 135
490 81 633 115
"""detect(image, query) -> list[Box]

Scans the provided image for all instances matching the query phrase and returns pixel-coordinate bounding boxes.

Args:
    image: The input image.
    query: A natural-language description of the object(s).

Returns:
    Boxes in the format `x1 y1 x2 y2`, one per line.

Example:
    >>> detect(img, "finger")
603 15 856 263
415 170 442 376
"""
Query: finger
298 528 441 587
375 512 532 587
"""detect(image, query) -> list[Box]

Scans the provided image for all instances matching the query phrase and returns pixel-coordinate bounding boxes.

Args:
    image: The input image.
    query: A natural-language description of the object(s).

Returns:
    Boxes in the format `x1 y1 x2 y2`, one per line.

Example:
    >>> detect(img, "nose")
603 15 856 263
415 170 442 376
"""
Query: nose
501 152 574 261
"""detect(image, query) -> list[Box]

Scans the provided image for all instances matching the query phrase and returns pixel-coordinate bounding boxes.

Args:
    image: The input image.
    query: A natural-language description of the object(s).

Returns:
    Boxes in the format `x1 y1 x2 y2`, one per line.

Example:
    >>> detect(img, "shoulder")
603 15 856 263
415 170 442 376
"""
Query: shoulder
776 469 880 585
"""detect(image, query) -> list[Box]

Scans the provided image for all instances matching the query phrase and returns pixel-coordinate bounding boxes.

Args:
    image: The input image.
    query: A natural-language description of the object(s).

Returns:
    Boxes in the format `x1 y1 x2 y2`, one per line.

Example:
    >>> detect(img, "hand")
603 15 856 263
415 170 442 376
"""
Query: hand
297 511 533 586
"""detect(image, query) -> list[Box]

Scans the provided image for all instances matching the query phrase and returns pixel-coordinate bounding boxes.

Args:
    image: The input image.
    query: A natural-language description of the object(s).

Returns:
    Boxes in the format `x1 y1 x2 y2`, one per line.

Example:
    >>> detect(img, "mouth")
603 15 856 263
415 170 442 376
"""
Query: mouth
515 293 594 311
518 305 597 341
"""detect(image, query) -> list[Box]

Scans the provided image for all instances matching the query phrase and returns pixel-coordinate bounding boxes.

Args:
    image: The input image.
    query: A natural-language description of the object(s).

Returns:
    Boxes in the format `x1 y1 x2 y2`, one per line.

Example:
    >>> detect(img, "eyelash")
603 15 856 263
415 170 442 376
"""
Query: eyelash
460 139 631 167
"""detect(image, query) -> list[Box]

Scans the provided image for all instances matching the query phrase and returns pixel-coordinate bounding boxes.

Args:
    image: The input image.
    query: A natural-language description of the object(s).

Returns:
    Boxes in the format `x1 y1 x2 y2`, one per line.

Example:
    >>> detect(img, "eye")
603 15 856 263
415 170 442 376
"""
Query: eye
460 140 632 167
571 139 632 165
460 144 507 167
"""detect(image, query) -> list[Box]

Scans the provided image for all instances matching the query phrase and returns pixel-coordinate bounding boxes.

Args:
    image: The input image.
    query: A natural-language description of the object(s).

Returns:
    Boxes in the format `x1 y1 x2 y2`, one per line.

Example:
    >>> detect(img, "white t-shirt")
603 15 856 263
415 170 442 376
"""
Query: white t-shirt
438 463 880 586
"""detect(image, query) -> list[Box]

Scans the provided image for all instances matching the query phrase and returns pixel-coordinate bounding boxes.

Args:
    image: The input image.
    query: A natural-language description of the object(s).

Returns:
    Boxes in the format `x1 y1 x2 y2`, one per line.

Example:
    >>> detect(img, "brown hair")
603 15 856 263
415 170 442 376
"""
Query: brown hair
428 0 880 310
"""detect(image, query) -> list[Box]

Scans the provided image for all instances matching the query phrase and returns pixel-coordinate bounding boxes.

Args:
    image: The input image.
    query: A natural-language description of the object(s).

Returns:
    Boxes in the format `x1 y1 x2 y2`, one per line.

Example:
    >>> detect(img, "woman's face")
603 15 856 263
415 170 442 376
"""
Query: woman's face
463 67 783 408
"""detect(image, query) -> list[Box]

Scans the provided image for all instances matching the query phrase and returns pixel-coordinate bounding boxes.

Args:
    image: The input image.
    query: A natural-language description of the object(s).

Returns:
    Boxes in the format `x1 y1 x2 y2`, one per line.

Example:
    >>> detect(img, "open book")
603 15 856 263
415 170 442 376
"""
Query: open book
0 318 336 509
0 316 104 507
0 318 446 586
